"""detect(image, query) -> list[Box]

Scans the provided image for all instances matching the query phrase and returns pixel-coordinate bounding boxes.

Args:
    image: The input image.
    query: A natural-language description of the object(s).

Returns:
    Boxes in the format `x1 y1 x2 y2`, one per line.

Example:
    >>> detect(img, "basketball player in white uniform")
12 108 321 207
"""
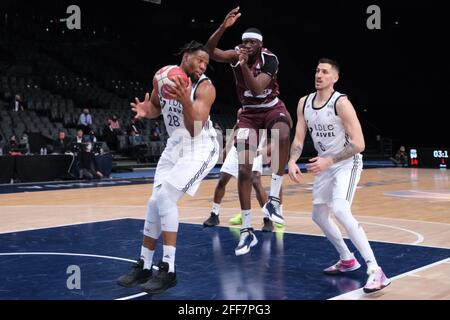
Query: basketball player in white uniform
288 58 390 293
203 107 275 232
117 41 219 294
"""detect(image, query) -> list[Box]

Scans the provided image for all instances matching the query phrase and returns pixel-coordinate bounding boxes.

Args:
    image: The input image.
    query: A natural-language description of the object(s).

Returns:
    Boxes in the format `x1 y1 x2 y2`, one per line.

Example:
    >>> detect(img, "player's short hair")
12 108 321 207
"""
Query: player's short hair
176 40 208 56
318 58 340 73
244 27 262 35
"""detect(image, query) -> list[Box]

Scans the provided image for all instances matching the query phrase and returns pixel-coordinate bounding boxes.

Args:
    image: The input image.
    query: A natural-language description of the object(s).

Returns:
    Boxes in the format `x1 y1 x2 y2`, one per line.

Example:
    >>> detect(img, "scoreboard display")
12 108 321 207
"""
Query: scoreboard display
409 148 449 169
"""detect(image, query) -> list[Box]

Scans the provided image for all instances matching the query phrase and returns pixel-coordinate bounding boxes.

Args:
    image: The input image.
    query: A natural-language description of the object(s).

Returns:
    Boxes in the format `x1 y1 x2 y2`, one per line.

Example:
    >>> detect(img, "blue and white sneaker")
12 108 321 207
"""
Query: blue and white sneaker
235 228 258 256
262 196 284 225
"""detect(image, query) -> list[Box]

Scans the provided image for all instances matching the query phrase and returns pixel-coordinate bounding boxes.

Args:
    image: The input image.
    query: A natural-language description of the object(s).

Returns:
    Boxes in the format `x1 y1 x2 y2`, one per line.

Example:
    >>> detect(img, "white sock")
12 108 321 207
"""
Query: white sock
270 174 283 198
140 246 154 270
280 204 283 215
162 245 176 273
211 202 221 215
241 209 252 229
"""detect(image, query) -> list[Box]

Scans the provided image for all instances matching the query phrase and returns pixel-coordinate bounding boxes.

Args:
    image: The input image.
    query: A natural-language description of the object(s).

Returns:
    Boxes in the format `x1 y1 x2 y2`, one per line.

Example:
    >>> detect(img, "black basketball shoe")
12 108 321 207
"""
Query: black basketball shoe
261 217 274 232
117 259 152 288
140 261 177 294
203 212 220 227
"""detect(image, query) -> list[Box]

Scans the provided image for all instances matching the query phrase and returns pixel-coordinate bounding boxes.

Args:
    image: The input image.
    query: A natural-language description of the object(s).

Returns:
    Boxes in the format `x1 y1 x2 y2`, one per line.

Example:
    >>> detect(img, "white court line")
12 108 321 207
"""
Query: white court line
406 274 421 278
0 217 137 235
115 292 148 300
328 257 450 300
359 221 424 245
0 251 135 263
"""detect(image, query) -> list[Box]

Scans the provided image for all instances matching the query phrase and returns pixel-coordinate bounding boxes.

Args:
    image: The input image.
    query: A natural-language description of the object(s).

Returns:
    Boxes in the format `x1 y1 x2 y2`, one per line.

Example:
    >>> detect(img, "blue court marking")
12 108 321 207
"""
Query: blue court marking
0 219 448 300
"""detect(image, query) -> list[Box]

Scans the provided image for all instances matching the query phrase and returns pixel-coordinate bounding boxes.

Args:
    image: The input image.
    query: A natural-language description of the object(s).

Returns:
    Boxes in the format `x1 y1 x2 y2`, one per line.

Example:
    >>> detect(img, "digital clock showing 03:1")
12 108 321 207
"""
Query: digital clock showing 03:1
433 150 449 158
409 148 449 169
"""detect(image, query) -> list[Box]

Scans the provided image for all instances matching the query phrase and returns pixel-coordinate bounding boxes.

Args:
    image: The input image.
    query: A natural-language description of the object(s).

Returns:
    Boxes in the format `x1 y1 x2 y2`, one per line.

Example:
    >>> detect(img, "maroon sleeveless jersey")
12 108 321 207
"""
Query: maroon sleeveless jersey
231 47 280 107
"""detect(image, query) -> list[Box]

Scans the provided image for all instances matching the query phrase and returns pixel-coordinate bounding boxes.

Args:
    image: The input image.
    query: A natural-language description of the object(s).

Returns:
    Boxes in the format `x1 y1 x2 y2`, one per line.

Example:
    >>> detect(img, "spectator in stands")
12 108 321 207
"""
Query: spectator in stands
393 146 408 167
127 128 142 146
19 133 30 155
150 121 161 141
52 131 71 154
78 142 103 180
126 128 147 162
89 130 98 143
127 117 143 135
75 129 89 143
103 117 119 151
78 108 93 134
3 134 24 155
11 94 26 112
109 115 122 133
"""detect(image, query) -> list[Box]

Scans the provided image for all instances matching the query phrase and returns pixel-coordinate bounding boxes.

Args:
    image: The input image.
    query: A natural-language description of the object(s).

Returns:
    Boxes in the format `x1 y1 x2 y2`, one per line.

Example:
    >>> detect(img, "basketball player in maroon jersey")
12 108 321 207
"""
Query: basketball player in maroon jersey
206 7 292 255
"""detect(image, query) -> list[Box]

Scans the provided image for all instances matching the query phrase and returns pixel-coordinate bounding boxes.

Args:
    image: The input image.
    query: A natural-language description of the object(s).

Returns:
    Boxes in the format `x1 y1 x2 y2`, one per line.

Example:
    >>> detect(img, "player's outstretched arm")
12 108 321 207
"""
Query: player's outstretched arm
206 7 240 63
130 89 161 120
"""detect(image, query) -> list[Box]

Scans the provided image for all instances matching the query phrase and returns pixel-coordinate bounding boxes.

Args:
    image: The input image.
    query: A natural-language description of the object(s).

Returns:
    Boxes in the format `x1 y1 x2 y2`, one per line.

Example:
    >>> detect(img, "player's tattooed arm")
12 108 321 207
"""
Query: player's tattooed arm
289 144 303 163
331 96 365 164
331 142 359 164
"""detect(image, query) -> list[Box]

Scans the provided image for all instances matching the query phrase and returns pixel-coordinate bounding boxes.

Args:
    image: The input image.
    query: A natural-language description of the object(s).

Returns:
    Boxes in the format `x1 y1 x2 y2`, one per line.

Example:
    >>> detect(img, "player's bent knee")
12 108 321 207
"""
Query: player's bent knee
331 198 351 217
144 218 161 238
156 183 182 232
144 199 161 238
238 166 253 181
312 204 329 226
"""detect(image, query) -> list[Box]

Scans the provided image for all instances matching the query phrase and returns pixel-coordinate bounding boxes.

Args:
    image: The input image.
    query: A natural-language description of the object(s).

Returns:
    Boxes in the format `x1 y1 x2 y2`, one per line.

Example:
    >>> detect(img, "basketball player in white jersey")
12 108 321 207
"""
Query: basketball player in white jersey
117 41 219 294
288 58 390 293
203 108 275 232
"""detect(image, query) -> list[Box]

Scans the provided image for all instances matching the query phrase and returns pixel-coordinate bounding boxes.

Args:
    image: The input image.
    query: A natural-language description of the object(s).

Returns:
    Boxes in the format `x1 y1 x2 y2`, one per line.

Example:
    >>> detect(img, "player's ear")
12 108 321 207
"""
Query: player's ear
333 72 339 84
182 52 189 64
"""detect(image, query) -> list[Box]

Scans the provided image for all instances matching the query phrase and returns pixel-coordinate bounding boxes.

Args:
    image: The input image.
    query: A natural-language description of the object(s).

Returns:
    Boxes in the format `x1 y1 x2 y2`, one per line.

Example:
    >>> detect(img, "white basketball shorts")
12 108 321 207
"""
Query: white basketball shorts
154 134 219 196
312 154 363 205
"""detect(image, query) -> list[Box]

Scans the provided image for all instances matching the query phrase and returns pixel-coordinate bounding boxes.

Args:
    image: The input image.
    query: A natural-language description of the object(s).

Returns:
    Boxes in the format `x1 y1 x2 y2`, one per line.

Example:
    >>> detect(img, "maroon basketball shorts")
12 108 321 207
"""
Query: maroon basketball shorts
235 100 292 150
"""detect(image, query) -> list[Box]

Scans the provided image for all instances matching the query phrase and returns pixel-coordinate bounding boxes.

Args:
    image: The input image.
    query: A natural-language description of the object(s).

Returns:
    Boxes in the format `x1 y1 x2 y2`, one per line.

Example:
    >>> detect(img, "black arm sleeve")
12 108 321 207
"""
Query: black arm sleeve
260 55 279 78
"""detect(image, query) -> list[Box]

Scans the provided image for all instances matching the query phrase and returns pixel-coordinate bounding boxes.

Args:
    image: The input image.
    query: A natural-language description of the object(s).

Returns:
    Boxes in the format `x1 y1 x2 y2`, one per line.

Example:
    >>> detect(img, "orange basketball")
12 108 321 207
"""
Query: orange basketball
153 65 189 99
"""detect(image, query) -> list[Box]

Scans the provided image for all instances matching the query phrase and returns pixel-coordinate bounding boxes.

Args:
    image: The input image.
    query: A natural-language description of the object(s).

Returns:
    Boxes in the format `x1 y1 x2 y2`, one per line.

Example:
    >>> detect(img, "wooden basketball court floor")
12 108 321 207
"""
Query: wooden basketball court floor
0 167 449 300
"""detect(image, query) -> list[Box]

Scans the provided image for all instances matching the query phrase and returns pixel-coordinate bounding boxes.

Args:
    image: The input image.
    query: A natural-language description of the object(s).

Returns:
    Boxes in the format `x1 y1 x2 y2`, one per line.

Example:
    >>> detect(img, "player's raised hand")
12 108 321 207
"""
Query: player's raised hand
221 7 241 29
131 92 151 119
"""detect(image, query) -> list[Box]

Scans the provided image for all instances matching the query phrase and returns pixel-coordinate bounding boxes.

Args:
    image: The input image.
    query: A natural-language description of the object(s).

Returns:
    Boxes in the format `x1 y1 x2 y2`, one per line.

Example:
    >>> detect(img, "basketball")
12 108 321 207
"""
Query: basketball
153 65 189 99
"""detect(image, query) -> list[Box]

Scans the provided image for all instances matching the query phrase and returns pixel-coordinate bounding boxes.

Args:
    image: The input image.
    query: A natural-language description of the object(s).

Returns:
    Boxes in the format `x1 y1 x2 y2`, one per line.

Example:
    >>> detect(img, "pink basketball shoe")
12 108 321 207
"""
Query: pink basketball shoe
363 267 391 293
323 257 361 275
